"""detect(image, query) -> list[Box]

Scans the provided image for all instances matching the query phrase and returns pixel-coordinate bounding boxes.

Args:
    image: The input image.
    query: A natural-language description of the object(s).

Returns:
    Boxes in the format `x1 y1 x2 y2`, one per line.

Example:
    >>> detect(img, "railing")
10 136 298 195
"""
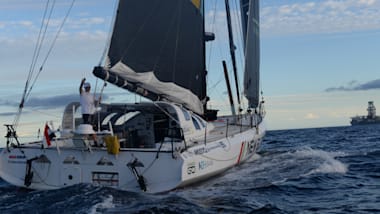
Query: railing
156 127 185 159
4 124 20 151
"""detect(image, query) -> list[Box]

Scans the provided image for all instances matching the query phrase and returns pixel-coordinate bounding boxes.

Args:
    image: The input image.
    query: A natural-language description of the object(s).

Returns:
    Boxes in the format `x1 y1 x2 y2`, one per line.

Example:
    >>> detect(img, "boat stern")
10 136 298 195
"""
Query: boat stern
0 147 29 188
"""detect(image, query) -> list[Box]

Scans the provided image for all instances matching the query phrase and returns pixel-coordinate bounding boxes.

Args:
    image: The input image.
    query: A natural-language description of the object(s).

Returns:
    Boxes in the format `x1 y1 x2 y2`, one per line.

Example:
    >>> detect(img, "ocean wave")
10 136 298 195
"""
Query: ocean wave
0 125 379 213
89 195 115 214
293 147 348 176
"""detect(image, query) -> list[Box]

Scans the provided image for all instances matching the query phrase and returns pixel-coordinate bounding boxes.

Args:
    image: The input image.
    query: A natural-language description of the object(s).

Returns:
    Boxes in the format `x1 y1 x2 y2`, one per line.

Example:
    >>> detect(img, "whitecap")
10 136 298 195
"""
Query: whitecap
88 195 115 214
294 147 348 176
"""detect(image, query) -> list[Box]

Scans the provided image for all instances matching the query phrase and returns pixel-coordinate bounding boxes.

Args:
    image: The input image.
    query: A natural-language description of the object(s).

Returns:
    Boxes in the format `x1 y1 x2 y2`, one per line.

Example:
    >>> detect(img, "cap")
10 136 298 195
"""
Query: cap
83 82 91 88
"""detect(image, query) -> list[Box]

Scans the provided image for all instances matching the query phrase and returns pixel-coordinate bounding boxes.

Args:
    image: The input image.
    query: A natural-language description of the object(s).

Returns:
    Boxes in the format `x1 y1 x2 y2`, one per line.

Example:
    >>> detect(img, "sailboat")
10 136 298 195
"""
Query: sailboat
0 0 265 193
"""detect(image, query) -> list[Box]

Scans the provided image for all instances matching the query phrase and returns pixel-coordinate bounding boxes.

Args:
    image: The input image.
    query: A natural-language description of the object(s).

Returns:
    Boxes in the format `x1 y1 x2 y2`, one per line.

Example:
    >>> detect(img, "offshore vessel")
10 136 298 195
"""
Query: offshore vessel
350 101 380 125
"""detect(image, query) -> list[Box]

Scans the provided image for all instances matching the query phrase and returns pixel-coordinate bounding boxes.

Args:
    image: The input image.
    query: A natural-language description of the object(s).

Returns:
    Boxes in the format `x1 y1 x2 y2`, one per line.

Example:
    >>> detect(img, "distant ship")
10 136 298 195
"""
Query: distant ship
351 101 380 125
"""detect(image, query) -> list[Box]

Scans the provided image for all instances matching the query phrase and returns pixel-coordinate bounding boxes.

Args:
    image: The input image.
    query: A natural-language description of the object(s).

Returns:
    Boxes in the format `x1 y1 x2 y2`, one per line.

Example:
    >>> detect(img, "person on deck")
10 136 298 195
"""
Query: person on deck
79 78 101 146
79 78 98 123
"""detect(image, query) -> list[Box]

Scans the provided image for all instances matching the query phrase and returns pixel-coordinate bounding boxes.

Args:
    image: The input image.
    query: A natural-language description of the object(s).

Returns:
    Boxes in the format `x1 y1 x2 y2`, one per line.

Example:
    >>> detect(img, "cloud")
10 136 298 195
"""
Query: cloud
325 79 380 92
26 94 109 109
1 93 108 109
0 94 78 108
261 0 380 36
24 94 78 109
304 113 319 119
0 112 17 117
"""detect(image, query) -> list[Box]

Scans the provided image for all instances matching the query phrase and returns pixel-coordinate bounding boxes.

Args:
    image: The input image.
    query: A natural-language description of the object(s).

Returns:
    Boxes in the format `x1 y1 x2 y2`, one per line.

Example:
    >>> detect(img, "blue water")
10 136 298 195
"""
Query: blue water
1 125 379 213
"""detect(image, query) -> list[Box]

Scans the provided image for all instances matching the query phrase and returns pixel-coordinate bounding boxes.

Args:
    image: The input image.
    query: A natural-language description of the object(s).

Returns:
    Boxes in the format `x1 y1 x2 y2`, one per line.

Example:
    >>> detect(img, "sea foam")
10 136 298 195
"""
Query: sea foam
295 147 348 176
89 195 115 214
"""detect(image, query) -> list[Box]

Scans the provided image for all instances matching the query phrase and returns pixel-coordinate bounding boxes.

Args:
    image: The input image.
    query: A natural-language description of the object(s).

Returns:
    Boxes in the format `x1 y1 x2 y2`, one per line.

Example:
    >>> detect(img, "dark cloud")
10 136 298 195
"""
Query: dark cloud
0 112 17 117
325 79 380 92
0 99 17 107
25 94 79 109
0 94 108 109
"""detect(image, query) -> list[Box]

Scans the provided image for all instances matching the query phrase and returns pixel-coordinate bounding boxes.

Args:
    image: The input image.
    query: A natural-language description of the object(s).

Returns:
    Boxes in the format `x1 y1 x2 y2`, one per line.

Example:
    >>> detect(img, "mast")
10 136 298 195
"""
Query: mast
222 61 237 117
203 0 217 120
224 0 241 110
201 0 207 113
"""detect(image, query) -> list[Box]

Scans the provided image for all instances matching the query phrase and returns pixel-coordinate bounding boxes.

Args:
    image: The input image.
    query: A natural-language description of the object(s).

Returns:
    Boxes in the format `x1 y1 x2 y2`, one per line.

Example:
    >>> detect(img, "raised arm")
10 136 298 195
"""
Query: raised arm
79 78 86 94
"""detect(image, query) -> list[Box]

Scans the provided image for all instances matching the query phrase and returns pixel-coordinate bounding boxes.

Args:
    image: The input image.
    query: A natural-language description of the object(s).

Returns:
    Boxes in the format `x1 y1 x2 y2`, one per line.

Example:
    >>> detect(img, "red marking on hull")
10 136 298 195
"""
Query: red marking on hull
236 142 245 164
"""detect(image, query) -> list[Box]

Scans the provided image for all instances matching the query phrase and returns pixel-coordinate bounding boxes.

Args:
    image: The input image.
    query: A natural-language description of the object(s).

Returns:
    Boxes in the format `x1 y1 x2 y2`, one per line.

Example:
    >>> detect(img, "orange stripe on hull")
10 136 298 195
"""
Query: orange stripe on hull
236 142 245 164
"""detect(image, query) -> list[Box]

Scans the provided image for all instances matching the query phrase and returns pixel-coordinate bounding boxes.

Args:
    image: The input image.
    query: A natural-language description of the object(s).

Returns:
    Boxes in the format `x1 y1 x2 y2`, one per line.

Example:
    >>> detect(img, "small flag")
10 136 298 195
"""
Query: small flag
44 123 55 147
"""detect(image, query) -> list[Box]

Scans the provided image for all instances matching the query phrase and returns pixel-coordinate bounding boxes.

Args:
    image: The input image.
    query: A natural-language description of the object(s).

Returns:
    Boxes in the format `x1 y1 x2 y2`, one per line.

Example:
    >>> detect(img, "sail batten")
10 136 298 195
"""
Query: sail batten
101 0 206 114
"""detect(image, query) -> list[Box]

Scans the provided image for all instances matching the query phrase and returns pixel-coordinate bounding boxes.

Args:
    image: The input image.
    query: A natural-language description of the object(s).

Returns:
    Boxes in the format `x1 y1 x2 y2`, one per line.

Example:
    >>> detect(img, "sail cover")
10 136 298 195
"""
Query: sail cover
241 0 260 108
97 0 206 115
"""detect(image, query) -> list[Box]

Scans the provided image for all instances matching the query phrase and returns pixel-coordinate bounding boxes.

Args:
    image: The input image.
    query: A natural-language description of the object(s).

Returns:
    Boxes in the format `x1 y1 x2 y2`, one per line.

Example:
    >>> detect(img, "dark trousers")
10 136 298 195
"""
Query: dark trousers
82 114 94 124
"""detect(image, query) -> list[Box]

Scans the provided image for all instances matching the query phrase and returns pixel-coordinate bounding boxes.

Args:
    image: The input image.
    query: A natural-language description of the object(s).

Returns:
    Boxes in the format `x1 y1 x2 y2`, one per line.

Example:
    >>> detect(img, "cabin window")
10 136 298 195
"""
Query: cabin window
101 113 117 126
181 109 191 121
194 115 205 127
115 111 140 125
192 116 201 130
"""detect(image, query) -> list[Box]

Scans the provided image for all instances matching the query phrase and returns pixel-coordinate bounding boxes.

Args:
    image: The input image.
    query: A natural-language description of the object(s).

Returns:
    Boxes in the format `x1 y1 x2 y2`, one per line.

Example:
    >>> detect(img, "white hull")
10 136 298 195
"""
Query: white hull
0 102 265 193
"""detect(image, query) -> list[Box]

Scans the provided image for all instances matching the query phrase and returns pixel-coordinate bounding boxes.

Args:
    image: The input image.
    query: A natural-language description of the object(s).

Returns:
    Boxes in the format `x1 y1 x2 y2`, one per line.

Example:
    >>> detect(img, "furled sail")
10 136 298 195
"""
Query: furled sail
94 0 206 115
241 0 260 108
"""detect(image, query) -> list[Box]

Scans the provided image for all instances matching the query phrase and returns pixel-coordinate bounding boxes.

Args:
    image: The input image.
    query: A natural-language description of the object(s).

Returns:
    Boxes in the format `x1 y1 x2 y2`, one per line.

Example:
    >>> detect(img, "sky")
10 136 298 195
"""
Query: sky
1 0 380 145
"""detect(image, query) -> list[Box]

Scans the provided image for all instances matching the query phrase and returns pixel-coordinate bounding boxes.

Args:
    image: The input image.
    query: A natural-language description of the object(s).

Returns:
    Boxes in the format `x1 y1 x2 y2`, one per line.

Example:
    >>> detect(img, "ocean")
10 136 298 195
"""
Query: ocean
0 125 379 213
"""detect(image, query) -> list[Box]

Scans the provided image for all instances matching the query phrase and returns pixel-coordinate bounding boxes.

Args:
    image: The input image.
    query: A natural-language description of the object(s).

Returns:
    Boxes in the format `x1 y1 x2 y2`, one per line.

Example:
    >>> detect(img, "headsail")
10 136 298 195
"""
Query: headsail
94 0 206 115
241 0 260 108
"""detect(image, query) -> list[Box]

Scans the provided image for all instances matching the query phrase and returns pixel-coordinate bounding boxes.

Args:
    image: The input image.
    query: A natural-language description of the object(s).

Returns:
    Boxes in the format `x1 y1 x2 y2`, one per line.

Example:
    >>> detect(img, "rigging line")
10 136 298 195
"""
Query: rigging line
215 2 229 64
14 0 54 128
94 78 99 100
15 0 56 128
98 0 118 67
233 0 245 60
26 0 51 91
206 2 228 97
152 102 180 125
120 1 161 61
29 0 56 85
200 153 237 162
153 1 179 71
172 1 183 80
206 0 218 69
207 77 224 94
141 156 158 174
225 0 241 107
25 0 76 101
13 108 23 130
232 0 246 108
232 0 245 72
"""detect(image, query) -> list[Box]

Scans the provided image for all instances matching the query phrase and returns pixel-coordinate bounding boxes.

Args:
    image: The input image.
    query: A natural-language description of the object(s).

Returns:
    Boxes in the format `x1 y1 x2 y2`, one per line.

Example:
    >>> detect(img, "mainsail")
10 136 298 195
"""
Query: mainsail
94 0 206 115
241 0 260 108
